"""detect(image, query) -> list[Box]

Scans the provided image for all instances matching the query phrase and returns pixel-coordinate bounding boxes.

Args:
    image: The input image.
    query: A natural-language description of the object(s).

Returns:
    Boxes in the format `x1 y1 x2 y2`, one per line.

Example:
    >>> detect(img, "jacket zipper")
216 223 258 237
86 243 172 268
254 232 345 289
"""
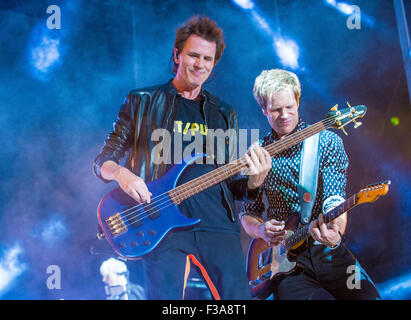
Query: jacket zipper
152 94 177 181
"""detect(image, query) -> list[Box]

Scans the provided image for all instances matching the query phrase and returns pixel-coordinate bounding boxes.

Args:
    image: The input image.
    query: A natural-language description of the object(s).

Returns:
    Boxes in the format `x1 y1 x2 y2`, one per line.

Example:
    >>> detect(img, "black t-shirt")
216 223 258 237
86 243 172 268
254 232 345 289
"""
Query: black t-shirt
166 95 240 234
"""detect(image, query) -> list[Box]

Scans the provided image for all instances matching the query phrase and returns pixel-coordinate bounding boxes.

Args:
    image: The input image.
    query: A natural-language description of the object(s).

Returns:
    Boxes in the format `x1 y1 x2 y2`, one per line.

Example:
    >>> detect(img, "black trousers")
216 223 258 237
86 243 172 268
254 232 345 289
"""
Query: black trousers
274 240 381 300
142 230 251 300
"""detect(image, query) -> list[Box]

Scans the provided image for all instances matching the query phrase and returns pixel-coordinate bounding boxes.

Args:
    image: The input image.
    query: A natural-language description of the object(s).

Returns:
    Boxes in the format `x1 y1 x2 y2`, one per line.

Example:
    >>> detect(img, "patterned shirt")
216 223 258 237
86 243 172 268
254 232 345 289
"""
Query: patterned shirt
240 119 349 222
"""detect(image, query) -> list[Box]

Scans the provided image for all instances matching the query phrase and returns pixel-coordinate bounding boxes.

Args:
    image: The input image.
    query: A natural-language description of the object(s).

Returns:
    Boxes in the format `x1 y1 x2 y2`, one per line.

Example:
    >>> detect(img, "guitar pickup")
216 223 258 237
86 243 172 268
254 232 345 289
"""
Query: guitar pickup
126 212 143 228
125 203 160 229
143 203 160 220
258 247 273 269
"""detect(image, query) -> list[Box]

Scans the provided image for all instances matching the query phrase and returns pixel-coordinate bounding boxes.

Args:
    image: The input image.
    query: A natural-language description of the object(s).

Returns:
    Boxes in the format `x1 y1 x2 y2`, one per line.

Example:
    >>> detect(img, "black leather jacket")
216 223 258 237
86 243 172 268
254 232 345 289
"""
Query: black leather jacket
93 80 253 222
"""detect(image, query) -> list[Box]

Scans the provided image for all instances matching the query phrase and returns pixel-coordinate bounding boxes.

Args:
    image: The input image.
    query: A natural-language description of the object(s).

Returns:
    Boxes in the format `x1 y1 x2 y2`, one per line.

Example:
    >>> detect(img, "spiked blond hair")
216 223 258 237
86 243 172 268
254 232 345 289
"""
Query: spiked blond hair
253 69 301 110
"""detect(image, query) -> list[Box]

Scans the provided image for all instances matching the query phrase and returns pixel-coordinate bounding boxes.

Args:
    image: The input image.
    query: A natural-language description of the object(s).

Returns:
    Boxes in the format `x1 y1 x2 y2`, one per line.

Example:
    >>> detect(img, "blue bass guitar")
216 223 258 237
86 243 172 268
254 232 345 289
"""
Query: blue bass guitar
97 104 366 259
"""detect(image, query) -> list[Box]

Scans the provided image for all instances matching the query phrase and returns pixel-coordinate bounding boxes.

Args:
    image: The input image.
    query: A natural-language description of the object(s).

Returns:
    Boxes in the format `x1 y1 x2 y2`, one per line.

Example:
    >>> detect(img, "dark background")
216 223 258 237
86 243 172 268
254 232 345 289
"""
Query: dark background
0 0 410 299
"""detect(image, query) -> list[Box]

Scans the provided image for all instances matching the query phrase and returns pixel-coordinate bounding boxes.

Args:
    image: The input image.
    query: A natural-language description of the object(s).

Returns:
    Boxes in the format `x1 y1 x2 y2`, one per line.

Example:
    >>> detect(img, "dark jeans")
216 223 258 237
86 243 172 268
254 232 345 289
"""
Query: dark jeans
274 240 381 300
142 230 251 300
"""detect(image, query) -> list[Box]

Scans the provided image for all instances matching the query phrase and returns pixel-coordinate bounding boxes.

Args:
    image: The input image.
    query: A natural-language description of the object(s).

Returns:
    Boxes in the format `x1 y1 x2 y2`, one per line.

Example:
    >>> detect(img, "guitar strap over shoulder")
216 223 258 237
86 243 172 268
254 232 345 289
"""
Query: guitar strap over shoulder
298 132 321 225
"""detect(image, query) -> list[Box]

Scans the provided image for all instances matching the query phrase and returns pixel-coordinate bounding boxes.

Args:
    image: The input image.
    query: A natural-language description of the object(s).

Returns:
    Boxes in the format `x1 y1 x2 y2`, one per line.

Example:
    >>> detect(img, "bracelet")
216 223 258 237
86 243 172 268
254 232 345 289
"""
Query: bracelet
327 237 342 250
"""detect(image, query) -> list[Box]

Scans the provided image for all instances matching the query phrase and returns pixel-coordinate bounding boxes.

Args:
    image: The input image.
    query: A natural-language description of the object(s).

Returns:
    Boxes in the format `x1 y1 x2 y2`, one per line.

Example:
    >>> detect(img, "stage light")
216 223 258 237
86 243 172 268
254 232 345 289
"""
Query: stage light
390 116 400 126
31 36 60 73
325 0 355 16
233 5 301 70
231 0 255 10
38 214 68 246
325 0 337 5
273 37 300 70
324 0 376 28
0 244 26 296
336 2 355 15
251 11 273 36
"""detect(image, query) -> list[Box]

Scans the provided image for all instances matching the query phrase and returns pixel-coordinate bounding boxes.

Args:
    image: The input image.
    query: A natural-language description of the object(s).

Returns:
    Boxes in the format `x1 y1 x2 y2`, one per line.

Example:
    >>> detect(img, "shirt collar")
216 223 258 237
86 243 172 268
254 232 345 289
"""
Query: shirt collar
269 118 306 142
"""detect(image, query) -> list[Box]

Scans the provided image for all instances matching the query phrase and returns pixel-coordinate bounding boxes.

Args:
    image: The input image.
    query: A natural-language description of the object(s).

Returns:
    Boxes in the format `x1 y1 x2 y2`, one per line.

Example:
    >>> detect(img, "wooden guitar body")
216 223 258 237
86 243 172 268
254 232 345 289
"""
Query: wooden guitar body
247 215 305 299
246 180 391 299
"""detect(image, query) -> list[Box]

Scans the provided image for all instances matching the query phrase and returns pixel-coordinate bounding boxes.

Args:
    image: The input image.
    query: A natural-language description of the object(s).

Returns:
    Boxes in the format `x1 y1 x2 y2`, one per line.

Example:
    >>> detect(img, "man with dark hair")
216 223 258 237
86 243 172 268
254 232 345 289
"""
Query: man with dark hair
93 15 271 300
172 15 226 74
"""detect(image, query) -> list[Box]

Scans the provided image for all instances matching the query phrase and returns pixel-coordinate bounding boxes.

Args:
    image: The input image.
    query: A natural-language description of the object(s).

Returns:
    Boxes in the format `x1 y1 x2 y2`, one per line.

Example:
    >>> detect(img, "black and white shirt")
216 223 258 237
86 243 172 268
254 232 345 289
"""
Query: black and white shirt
240 119 349 222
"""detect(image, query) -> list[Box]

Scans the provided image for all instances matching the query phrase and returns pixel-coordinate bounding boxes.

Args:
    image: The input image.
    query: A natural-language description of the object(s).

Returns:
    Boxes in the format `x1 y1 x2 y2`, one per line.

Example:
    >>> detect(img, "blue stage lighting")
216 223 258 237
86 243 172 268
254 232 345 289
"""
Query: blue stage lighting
38 215 69 246
235 8 301 70
0 243 26 296
231 0 255 10
273 37 300 70
251 11 273 36
324 0 376 28
337 2 355 15
377 272 411 300
325 0 356 16
31 36 60 73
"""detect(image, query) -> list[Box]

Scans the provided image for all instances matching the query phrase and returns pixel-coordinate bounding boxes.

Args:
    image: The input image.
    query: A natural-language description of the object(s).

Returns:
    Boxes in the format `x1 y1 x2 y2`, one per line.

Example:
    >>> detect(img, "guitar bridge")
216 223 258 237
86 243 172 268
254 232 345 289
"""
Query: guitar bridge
249 271 272 288
105 213 128 236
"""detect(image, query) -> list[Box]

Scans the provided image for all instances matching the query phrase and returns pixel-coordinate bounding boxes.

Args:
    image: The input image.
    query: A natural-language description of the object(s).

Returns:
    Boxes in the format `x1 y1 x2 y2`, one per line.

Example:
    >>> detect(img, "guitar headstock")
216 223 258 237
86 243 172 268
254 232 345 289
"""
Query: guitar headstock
356 180 391 205
327 103 367 135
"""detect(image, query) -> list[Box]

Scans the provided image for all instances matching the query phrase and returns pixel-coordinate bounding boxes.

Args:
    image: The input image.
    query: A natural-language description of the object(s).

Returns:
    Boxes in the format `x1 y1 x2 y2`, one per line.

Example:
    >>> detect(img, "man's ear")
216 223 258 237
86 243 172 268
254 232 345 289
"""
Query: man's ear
261 106 268 116
173 48 179 64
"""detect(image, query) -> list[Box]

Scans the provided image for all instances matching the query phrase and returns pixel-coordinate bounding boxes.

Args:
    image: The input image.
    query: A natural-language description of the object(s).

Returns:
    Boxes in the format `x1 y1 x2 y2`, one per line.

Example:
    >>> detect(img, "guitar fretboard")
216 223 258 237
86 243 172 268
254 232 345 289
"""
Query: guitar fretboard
284 194 358 251
168 119 329 204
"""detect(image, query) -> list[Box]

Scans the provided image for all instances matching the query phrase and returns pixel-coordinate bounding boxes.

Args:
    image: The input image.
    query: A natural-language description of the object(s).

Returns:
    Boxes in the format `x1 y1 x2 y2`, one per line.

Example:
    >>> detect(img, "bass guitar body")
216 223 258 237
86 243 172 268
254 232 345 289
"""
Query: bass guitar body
97 154 204 259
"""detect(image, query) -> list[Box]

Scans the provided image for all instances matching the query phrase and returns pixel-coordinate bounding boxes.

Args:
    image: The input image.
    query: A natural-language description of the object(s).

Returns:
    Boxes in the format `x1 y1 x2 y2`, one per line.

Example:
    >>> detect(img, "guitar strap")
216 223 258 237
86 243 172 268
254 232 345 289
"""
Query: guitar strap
298 132 321 225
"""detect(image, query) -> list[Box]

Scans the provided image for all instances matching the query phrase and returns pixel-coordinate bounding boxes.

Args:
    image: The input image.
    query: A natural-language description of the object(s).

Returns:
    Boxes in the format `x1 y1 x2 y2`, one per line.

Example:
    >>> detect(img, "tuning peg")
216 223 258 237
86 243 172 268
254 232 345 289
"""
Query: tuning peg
347 101 357 114
366 180 391 188
331 104 339 111
353 119 362 128
341 126 348 136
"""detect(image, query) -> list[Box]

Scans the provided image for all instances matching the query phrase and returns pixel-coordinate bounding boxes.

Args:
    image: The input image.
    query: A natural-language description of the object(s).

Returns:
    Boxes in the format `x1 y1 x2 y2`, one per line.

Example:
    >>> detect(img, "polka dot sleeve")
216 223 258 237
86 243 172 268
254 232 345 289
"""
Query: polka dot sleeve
239 188 266 220
319 132 349 205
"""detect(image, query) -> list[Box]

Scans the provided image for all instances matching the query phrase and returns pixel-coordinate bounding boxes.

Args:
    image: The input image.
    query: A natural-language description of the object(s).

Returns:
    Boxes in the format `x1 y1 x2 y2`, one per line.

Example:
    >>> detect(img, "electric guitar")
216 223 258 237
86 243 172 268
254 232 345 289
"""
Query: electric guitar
97 104 367 260
246 180 391 299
